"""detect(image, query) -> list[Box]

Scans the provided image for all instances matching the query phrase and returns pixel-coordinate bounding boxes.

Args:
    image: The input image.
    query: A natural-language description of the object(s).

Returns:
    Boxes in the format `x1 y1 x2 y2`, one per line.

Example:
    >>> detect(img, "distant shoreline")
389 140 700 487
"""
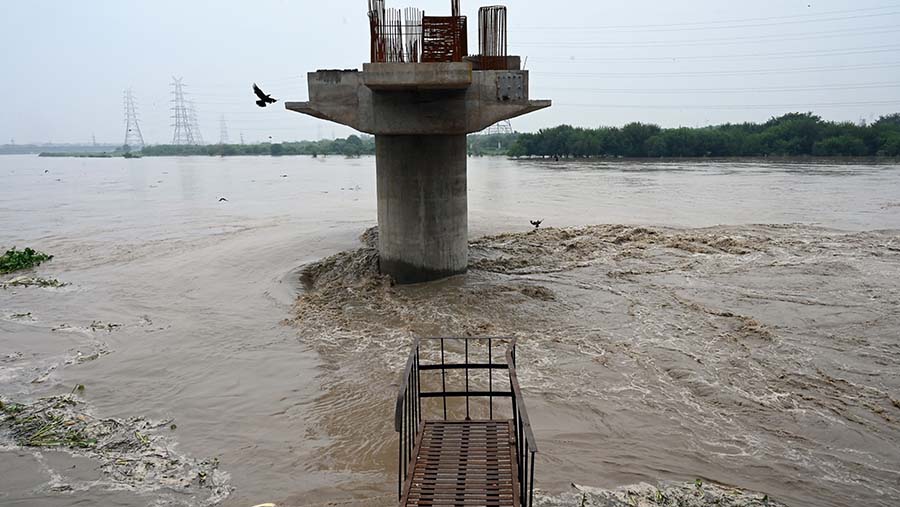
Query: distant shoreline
29 152 900 164
512 155 900 164
38 152 139 159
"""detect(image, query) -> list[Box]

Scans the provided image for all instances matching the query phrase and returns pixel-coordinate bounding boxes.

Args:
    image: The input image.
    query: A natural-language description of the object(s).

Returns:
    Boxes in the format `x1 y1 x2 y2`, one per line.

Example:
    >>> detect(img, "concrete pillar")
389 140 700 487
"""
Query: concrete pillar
376 135 468 284
287 62 550 284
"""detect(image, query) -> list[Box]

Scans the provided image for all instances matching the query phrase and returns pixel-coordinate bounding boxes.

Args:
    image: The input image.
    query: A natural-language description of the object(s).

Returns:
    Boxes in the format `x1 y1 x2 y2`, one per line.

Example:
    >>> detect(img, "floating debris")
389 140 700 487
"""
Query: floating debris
0 395 231 503
536 482 785 507
1 276 68 289
89 320 122 332
67 344 111 365
0 247 53 275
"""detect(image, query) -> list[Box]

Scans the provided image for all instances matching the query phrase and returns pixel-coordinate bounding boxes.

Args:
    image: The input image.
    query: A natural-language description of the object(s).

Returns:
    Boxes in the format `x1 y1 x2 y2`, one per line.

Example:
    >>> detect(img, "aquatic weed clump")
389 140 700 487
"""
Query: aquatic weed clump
536 482 785 507
0 396 98 448
0 395 232 502
0 247 54 275
1 276 68 289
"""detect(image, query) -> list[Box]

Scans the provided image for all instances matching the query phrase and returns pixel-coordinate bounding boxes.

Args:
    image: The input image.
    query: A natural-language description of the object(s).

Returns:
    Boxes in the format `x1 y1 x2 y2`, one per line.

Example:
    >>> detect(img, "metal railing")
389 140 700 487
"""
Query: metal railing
394 336 538 506
507 342 538 507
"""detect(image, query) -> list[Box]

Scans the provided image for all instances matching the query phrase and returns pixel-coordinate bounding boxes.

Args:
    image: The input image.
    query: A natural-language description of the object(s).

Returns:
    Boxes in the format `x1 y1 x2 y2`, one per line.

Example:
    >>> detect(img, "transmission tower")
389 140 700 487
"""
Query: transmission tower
218 115 230 145
123 88 146 149
188 100 204 145
170 77 201 145
483 120 513 136
483 120 513 149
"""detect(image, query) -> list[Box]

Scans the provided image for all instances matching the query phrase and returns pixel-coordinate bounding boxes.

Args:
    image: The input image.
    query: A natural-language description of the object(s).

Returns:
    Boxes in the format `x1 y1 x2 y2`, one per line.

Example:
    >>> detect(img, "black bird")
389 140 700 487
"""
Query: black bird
253 83 277 108
530 219 543 229
218 197 228 202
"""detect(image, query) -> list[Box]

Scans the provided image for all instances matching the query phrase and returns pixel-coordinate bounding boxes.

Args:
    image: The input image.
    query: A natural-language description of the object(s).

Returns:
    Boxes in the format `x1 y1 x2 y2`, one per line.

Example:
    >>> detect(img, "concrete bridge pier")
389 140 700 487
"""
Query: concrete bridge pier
287 62 549 283
376 135 468 284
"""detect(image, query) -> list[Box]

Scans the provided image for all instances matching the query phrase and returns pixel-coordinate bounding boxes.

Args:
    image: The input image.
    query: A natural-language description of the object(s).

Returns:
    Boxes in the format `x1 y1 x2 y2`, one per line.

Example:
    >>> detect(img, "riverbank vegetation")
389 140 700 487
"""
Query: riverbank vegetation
37 135 377 158
29 112 900 159
0 247 53 275
141 135 376 157
39 151 141 158
2 144 119 156
509 113 900 158
467 133 520 156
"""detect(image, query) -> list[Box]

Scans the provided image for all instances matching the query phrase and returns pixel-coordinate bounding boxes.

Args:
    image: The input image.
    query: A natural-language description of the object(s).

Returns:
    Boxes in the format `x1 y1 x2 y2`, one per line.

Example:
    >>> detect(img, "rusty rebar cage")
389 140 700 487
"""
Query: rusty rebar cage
422 16 468 63
369 3 410 63
478 5 508 70
368 0 468 64
404 7 424 63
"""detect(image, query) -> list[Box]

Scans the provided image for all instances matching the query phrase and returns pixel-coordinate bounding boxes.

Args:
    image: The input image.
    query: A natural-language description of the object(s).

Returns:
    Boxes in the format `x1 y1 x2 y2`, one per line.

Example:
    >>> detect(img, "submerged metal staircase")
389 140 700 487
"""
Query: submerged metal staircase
395 337 537 506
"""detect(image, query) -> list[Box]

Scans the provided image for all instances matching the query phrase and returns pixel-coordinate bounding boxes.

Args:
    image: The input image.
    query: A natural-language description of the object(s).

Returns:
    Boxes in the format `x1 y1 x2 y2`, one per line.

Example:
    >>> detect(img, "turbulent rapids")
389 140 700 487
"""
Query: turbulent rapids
292 224 900 507
3 156 900 506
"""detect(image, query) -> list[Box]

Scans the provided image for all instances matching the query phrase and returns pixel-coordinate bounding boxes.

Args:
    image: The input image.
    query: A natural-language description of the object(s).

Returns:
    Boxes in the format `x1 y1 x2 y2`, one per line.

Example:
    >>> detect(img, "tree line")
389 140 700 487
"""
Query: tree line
137 135 376 157
31 112 900 160
508 113 900 158
141 133 517 158
467 133 520 156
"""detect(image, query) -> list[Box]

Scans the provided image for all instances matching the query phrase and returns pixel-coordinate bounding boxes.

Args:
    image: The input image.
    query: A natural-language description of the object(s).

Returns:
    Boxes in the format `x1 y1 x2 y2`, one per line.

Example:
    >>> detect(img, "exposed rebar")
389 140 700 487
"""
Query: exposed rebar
478 5 508 69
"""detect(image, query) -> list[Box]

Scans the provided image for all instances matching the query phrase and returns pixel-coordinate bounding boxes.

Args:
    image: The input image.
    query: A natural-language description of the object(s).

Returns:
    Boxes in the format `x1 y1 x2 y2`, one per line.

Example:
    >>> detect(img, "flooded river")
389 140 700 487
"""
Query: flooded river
1 155 899 507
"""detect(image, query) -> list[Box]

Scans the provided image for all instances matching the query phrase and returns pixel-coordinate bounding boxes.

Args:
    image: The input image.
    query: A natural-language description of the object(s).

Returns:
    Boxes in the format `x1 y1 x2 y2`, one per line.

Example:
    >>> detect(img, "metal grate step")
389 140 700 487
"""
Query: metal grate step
403 420 519 506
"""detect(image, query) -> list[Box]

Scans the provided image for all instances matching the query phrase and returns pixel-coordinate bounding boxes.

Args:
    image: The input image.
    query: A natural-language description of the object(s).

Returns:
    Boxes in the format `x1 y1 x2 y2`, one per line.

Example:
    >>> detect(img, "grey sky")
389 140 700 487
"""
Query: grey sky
2 0 899 144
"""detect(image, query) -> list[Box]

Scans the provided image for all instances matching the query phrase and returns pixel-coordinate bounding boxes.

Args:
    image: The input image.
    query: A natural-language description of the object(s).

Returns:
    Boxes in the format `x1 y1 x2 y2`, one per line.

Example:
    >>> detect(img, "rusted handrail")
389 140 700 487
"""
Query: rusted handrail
393 338 421 501
394 336 538 506
394 337 420 432
507 346 538 507
506 346 538 452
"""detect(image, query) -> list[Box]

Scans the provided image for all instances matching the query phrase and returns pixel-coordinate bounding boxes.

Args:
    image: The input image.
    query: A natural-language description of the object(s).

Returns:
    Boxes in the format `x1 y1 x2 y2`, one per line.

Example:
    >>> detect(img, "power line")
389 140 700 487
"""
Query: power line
532 62 900 78
231 126 318 131
123 88 145 149
553 100 900 110
537 82 900 95
512 3 900 31
515 9 900 33
512 24 900 48
525 43 900 63
197 76 305 88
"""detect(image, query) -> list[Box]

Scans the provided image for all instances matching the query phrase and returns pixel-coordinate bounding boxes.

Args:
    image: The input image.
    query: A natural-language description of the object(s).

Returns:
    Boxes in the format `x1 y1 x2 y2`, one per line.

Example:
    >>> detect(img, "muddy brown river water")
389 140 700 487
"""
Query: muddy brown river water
1 155 899 507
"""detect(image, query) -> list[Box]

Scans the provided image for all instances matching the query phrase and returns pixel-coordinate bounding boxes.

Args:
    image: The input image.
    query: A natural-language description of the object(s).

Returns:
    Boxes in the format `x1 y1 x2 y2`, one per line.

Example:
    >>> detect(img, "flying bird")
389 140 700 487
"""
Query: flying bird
530 219 543 229
218 197 228 202
253 84 277 108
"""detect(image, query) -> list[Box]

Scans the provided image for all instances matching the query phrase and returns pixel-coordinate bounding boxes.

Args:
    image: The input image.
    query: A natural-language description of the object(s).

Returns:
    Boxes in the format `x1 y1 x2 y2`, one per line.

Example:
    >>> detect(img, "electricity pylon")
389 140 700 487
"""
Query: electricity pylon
123 88 146 149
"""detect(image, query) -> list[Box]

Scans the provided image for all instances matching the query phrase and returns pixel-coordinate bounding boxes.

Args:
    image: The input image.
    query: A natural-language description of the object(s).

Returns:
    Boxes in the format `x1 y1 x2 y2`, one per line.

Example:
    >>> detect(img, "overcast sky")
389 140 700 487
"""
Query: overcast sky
2 0 899 144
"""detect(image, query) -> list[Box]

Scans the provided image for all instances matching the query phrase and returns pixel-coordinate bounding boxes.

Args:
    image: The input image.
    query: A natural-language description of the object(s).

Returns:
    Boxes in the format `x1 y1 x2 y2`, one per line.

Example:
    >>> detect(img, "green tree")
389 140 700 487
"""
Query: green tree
621 123 661 157
878 133 900 156
813 136 867 156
